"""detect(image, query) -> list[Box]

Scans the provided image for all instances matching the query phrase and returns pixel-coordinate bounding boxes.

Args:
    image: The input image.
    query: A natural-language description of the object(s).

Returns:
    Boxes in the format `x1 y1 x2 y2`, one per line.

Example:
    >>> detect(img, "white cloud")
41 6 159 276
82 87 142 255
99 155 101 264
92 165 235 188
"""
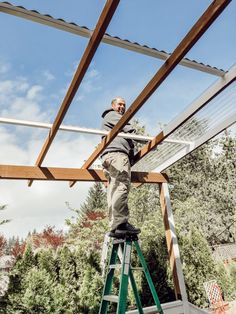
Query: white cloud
3 98 44 121
0 60 11 74
0 132 99 239
65 59 81 77
42 70 55 81
0 77 51 123
81 68 101 93
0 71 100 239
0 127 29 164
26 85 43 100
0 180 92 239
64 61 101 101
87 68 99 79
0 78 29 96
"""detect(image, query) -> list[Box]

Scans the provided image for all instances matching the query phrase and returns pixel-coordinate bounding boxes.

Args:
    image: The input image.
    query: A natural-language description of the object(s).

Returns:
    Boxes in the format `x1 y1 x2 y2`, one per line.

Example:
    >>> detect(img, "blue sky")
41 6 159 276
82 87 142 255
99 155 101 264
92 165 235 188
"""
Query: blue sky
0 0 235 239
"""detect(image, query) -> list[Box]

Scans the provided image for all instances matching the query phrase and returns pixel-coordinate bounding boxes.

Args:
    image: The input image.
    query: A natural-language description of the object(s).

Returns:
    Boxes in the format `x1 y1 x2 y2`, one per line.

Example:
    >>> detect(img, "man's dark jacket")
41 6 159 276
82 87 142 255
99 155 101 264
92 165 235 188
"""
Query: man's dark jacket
101 108 135 161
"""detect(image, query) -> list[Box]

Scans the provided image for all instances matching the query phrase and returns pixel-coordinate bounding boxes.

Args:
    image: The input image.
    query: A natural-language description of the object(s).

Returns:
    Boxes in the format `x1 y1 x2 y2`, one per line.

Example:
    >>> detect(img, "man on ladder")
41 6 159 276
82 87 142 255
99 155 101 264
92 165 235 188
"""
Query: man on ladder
100 97 163 313
101 96 140 237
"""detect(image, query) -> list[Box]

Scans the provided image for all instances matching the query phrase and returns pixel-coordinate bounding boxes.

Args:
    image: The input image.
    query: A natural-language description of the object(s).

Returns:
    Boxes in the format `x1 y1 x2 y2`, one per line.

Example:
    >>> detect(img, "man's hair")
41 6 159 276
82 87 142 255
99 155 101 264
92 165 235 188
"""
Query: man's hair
111 97 125 105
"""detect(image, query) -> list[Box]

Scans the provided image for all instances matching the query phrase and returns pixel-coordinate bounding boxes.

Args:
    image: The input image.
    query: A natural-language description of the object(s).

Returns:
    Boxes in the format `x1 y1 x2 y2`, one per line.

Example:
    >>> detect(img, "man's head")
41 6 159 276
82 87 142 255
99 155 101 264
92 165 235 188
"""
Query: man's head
111 97 126 115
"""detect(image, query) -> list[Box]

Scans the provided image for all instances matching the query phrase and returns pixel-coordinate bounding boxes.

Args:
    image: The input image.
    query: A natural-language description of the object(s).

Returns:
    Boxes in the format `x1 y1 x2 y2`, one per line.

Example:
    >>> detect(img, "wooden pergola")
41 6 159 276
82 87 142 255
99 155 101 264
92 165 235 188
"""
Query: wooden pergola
0 1 235 313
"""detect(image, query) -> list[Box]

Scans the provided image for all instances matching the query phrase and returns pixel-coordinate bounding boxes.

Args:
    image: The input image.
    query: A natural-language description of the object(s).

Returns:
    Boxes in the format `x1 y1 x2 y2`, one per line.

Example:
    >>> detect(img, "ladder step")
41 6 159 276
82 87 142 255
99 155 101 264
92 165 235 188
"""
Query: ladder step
109 264 143 270
109 265 143 270
103 295 119 303
109 264 121 269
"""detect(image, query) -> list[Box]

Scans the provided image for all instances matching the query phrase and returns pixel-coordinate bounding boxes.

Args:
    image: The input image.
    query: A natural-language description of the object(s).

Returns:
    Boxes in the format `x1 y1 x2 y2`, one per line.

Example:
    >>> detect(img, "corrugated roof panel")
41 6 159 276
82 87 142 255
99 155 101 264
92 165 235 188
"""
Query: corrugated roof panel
0 1 227 77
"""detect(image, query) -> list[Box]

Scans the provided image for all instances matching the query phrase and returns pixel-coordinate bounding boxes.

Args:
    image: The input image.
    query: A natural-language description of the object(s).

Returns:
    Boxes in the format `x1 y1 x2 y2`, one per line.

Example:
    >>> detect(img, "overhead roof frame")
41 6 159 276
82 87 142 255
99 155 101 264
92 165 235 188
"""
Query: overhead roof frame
0 0 233 185
1 2 234 306
68 0 230 187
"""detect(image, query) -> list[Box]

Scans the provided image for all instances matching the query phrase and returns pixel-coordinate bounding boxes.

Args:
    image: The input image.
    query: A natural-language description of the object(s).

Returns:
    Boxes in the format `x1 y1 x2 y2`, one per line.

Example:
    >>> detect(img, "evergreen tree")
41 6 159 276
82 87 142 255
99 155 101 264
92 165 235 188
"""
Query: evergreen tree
0 205 10 226
3 244 36 313
138 220 176 304
5 236 17 255
80 182 107 214
178 227 217 307
0 234 7 256
36 249 57 281
129 183 161 226
215 261 236 302
77 265 103 313
167 131 236 244
21 268 56 313
178 226 236 307
226 260 236 293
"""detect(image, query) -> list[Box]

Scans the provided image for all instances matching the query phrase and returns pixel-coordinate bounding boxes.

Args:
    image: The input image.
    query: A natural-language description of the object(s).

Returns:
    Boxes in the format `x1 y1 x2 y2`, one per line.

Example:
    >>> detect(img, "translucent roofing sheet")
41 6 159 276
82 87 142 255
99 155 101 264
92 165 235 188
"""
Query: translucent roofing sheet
132 80 236 172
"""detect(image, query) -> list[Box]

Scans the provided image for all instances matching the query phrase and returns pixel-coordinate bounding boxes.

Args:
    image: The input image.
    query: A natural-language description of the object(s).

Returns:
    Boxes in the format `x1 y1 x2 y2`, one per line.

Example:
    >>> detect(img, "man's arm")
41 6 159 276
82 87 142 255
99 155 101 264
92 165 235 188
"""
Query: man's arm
104 111 136 133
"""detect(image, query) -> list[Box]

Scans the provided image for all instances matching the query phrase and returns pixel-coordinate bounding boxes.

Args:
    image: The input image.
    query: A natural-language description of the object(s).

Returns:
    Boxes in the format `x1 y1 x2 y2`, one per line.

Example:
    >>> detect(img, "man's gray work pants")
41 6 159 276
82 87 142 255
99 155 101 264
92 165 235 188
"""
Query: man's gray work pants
102 152 131 230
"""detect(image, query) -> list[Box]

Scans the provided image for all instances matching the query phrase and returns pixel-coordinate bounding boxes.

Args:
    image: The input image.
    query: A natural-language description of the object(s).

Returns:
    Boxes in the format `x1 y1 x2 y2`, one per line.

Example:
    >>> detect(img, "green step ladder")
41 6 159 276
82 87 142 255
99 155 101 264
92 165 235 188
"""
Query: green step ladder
99 234 164 314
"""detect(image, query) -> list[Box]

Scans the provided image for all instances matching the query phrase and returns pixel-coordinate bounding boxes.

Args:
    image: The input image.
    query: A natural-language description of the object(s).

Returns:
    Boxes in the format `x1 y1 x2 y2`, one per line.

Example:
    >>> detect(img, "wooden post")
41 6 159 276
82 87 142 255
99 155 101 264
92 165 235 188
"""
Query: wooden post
159 182 190 314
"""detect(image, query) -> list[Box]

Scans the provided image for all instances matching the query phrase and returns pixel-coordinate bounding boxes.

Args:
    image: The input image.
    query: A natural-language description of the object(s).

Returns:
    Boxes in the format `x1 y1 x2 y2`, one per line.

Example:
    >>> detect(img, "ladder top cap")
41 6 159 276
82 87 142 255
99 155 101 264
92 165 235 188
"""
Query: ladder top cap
112 234 139 243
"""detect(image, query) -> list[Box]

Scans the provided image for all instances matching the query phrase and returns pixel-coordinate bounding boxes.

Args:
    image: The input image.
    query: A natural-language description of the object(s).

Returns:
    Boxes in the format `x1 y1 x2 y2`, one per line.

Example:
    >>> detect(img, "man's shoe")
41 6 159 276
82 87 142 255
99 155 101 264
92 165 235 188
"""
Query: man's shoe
115 222 141 235
108 229 116 237
108 229 126 239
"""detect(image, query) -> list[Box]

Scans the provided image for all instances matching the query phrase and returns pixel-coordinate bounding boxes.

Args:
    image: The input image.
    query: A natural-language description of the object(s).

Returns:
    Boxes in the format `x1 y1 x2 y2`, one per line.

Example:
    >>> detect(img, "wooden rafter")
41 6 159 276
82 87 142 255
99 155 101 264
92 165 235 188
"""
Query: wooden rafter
0 165 168 183
28 0 120 186
69 0 230 188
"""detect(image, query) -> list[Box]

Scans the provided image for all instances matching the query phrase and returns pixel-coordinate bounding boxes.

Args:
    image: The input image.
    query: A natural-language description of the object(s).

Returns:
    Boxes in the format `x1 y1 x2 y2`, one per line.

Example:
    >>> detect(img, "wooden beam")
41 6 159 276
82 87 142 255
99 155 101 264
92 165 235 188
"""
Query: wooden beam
29 0 120 186
80 0 230 172
159 183 189 313
0 165 168 183
159 183 181 298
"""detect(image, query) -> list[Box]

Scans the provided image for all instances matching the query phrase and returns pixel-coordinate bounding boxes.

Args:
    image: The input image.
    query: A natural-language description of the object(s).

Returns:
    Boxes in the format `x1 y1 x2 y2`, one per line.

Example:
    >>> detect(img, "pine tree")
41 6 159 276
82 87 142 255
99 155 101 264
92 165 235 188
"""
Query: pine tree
80 182 107 214
0 204 10 226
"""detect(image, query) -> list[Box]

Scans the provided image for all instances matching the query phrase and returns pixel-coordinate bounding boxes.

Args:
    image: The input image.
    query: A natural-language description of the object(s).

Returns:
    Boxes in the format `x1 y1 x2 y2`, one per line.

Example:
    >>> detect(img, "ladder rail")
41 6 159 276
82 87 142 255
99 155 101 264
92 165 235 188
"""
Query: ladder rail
99 242 119 314
129 268 144 314
134 241 163 314
117 241 132 313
